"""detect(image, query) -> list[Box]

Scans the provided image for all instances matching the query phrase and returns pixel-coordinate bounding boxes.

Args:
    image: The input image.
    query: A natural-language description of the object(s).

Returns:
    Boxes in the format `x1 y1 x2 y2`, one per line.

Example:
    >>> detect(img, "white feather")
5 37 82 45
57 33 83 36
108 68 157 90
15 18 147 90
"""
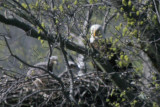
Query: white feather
90 36 95 43
90 24 104 43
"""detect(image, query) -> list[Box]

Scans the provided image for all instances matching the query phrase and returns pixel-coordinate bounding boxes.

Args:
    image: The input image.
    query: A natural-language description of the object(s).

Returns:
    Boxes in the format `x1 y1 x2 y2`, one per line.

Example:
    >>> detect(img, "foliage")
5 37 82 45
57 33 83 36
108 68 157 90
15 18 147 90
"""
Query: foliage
0 0 160 106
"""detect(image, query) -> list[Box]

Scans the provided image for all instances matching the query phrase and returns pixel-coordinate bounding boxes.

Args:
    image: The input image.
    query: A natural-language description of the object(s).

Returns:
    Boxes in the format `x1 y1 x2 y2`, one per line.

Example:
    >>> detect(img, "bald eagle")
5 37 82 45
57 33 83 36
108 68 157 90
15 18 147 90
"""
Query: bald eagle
27 56 58 88
89 24 109 53
89 24 132 72
90 24 104 43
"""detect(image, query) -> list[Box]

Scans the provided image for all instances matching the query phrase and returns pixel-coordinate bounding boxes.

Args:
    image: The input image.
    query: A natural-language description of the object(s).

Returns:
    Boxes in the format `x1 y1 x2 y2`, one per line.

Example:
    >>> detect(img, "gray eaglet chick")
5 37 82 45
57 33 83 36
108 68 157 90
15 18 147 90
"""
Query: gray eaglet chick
27 56 58 88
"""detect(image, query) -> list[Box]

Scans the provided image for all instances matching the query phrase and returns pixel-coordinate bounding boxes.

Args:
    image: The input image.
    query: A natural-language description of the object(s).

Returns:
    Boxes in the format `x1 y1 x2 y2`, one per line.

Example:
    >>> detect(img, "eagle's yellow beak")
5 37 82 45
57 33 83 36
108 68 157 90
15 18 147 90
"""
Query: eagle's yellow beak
93 30 96 37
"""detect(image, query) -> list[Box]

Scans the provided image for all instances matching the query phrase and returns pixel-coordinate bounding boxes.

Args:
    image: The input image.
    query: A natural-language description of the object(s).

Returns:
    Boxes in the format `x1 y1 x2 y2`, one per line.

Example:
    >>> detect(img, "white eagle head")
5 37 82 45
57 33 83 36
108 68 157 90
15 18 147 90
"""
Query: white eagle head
90 24 104 43
50 56 58 65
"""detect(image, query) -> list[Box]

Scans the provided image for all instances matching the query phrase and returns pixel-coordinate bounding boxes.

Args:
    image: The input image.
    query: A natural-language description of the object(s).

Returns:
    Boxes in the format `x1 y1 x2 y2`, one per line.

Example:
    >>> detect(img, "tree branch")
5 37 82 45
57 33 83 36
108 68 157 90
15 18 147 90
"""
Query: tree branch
59 34 78 105
153 0 160 24
0 14 87 54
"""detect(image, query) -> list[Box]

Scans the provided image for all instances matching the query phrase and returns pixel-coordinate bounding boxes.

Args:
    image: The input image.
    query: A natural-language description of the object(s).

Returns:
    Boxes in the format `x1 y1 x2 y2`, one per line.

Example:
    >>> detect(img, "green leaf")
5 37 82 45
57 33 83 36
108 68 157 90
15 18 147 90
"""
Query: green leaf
41 40 44 44
118 61 123 67
74 0 78 5
132 6 136 11
116 12 120 19
122 27 128 36
115 103 120 107
128 0 131 7
59 5 63 12
136 11 140 16
120 91 126 97
35 1 39 7
155 83 159 89
122 0 127 6
152 76 156 81
153 102 159 107
41 22 45 28
29 4 33 9
22 3 27 9
129 12 132 17
38 36 41 40
110 89 115 97
120 55 124 60
124 55 129 61
89 0 93 4
123 13 127 19
122 98 125 102
120 7 124 12
112 48 116 51
138 0 142 3
106 99 110 102
115 26 120 31
109 37 113 43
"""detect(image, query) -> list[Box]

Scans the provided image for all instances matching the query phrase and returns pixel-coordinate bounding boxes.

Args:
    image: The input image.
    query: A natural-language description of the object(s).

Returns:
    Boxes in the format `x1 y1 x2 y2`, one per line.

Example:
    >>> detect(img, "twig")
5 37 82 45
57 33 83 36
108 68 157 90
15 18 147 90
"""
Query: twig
152 0 160 24
59 34 78 106
103 13 116 34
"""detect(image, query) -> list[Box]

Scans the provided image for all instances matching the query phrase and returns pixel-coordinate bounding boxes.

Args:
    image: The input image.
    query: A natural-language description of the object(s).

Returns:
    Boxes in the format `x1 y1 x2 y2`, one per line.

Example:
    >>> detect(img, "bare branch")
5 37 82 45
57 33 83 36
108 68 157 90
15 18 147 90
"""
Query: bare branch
152 0 160 24
59 34 78 105
0 14 87 54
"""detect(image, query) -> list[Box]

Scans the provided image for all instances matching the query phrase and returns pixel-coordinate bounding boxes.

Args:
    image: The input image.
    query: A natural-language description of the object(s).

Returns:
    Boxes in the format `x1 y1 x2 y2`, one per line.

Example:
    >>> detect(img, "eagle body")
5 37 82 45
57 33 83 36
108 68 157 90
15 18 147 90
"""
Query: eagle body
27 56 58 88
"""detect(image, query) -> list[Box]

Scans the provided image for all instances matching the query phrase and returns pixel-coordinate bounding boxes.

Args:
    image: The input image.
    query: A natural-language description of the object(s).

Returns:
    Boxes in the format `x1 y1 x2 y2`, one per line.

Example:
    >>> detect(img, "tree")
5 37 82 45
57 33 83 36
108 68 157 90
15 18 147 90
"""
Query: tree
0 0 160 106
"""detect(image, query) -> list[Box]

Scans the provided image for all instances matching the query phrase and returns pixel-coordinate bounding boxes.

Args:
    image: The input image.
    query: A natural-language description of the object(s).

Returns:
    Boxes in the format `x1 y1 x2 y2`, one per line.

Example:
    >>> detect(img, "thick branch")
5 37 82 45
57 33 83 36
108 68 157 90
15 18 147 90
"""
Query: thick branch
0 14 87 54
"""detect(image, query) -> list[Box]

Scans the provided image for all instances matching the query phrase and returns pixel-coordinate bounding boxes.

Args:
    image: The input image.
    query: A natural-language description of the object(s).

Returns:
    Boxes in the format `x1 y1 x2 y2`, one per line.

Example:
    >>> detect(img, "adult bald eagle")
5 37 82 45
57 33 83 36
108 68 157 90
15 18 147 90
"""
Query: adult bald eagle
89 24 109 53
89 24 110 55
90 24 104 43
27 56 58 88
89 24 132 72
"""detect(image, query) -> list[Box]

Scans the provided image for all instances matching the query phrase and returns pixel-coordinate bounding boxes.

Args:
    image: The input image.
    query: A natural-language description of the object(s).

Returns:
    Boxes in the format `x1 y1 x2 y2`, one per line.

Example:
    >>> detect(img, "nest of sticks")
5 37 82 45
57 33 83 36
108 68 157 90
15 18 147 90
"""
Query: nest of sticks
0 70 130 107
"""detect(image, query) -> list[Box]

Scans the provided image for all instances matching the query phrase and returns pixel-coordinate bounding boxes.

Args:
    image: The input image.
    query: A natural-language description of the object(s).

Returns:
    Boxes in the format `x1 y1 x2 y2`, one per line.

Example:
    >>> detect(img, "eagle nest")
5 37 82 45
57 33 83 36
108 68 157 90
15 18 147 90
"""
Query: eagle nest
0 70 132 107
